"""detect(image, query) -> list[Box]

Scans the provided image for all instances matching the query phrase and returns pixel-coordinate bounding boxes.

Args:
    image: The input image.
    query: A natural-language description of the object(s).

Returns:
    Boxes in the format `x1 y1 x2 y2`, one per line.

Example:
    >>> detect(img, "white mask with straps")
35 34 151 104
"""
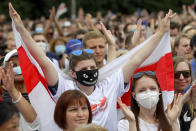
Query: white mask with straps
13 66 22 75
135 90 160 109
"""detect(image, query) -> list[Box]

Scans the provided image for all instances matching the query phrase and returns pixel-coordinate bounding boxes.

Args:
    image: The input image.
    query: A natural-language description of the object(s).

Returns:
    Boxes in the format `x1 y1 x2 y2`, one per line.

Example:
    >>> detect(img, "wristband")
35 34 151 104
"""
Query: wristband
12 92 22 104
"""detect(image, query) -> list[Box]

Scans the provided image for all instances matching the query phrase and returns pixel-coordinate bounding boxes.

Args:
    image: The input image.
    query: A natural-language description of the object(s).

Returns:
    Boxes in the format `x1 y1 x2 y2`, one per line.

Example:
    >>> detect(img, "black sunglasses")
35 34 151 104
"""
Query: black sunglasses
174 70 191 79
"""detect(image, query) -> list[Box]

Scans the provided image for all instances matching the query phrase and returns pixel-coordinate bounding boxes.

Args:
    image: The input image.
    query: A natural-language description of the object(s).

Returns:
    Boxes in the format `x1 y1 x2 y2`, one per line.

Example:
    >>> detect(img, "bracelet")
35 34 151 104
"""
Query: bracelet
12 92 22 104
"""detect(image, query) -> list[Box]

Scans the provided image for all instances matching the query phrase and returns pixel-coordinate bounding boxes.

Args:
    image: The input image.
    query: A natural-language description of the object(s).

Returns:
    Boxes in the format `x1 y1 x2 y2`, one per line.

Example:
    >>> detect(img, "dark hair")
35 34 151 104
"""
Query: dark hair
32 32 44 39
131 75 172 131
190 34 196 49
32 21 43 31
125 32 134 48
0 101 19 127
123 22 135 34
54 90 92 129
170 21 180 30
69 50 97 71
74 29 87 39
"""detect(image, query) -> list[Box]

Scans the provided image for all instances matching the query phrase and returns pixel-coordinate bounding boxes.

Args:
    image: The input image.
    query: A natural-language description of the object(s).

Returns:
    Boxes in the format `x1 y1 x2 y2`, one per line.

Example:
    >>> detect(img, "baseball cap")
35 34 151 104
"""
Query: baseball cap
66 39 84 56
3 49 17 67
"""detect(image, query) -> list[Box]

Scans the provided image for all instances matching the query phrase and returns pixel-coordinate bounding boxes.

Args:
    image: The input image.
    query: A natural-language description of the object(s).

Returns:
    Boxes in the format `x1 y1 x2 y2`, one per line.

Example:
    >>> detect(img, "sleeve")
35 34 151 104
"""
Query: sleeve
112 68 130 97
100 68 130 97
19 114 41 131
118 119 129 131
27 116 41 130
51 72 75 102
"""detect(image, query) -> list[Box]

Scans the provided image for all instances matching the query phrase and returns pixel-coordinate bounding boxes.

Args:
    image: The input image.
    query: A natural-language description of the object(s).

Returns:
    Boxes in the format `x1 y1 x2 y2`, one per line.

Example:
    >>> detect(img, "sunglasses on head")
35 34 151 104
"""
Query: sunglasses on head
131 71 156 92
133 71 156 79
174 70 191 79
72 49 94 56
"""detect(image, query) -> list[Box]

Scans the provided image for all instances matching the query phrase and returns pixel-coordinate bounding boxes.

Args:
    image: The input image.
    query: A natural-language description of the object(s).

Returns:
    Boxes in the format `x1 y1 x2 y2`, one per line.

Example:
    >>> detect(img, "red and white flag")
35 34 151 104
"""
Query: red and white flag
12 17 173 128
98 32 174 119
12 23 60 130
56 3 67 19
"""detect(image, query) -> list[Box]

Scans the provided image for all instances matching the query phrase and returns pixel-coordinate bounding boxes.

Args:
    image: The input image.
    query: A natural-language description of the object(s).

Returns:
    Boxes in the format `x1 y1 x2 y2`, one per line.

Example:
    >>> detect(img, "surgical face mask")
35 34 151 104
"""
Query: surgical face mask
35 27 43 33
75 69 98 86
54 45 66 54
13 66 22 75
135 90 160 109
37 42 47 52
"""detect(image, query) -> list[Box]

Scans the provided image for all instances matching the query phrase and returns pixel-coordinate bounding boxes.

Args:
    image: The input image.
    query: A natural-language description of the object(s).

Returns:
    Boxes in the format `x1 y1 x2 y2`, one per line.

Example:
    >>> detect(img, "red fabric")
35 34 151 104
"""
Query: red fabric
118 53 174 108
17 46 54 101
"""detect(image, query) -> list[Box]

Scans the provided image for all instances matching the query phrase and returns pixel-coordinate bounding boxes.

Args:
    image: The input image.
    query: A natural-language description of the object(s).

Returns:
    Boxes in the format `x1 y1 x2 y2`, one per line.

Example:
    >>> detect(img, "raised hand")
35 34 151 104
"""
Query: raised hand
85 13 93 24
188 6 196 20
132 19 143 45
118 97 135 121
166 93 183 122
49 6 56 21
99 21 115 45
9 3 24 31
182 5 187 14
159 9 176 33
1 61 16 93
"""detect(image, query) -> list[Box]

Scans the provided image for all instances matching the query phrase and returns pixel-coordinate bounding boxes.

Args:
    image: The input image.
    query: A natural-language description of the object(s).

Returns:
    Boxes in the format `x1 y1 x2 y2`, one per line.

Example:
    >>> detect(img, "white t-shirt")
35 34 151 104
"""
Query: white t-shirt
118 118 158 131
19 114 41 131
53 69 130 131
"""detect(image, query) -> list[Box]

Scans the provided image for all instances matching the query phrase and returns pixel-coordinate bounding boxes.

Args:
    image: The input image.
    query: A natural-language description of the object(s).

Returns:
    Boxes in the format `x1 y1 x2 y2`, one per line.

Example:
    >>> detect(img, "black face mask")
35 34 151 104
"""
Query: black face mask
194 51 196 59
75 69 98 86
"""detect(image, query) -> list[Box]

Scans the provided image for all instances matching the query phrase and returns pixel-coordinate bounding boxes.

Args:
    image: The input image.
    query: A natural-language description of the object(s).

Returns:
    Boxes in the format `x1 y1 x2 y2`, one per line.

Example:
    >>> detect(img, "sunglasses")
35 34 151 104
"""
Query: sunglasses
174 70 191 79
72 49 94 56
133 71 156 79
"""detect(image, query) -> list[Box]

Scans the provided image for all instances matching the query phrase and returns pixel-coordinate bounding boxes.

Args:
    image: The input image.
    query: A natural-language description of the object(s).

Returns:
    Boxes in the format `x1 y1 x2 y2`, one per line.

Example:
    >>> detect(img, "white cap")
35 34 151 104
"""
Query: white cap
3 49 18 67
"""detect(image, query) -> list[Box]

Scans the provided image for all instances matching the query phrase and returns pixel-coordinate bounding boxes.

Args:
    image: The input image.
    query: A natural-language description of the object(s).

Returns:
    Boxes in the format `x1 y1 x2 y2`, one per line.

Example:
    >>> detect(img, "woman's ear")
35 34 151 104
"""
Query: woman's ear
69 69 76 79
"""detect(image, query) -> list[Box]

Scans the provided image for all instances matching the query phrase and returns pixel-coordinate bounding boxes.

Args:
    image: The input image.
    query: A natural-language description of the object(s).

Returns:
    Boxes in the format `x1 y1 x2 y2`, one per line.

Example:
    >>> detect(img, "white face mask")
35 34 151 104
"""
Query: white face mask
54 45 66 54
13 66 22 75
135 90 160 109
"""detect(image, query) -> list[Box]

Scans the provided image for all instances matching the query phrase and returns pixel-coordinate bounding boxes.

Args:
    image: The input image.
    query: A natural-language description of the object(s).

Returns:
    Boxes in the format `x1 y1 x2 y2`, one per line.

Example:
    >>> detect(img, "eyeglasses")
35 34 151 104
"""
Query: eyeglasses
133 71 156 79
72 49 94 56
174 70 191 79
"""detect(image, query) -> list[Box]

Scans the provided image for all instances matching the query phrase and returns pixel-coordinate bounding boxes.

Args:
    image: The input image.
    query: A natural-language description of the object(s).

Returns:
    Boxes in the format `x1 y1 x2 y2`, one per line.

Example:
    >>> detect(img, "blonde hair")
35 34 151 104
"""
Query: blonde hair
82 31 106 47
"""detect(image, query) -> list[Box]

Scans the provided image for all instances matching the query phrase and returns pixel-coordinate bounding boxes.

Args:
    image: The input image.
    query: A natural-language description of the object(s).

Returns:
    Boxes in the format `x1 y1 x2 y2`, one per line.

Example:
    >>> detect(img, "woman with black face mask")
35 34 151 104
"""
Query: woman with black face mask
9 3 175 131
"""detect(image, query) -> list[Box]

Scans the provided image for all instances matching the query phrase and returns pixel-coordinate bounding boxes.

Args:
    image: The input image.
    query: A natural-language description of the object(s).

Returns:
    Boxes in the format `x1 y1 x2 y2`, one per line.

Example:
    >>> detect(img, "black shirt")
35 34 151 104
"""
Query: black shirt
179 102 194 131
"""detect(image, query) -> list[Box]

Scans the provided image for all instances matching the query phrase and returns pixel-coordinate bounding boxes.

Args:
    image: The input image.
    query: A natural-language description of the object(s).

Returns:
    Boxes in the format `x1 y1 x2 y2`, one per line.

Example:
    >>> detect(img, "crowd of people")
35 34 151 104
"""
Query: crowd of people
1 2 196 131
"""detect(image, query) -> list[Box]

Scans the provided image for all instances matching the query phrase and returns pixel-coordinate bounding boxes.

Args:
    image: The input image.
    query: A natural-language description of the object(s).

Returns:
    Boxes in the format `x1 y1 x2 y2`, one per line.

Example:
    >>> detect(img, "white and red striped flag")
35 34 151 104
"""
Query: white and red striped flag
12 23 60 130
56 3 67 19
98 32 174 119
12 17 174 129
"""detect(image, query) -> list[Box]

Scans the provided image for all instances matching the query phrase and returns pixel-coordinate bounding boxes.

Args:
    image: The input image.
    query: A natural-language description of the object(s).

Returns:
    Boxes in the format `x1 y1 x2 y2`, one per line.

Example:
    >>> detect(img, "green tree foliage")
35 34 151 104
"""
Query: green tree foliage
0 0 194 20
